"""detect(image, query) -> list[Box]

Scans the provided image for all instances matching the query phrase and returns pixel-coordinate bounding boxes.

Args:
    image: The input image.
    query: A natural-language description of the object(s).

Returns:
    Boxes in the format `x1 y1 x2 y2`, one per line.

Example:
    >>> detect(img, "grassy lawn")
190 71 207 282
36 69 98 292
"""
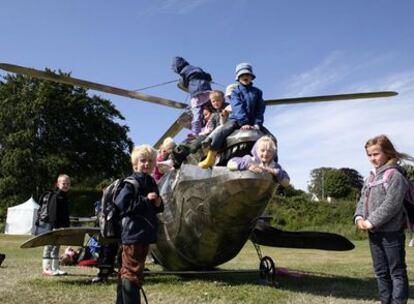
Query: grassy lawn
1 234 414 303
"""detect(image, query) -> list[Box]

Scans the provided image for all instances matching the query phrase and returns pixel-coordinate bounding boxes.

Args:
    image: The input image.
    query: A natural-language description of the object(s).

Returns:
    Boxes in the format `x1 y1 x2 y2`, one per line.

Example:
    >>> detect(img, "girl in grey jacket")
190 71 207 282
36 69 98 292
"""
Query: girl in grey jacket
354 134 412 304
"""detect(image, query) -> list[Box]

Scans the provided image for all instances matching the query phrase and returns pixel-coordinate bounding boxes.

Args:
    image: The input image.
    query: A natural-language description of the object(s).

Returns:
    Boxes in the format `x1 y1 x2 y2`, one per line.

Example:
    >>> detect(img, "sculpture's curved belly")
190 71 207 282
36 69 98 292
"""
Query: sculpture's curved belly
151 165 275 270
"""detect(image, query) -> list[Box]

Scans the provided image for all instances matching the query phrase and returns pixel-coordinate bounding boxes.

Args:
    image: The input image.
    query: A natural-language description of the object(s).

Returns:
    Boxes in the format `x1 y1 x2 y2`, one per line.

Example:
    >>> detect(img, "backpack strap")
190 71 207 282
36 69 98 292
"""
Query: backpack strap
366 168 397 190
382 168 397 190
123 177 140 199
365 168 398 217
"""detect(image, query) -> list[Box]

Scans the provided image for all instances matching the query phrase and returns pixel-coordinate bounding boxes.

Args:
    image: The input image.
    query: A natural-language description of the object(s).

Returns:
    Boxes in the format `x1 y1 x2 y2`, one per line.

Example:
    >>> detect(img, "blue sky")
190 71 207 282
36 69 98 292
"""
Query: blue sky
1 0 413 191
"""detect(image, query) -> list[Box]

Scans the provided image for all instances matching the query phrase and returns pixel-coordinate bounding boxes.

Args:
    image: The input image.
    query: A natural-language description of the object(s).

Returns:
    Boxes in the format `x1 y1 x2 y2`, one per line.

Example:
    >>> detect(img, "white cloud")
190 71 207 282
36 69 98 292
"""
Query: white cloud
283 51 350 97
281 51 399 98
267 54 414 191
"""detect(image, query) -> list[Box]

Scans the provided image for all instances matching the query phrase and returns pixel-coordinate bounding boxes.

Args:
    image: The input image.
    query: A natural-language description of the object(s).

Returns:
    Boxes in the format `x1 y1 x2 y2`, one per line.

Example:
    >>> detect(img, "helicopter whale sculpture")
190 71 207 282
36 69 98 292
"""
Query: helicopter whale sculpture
2 62 396 271
154 163 275 270
152 129 355 271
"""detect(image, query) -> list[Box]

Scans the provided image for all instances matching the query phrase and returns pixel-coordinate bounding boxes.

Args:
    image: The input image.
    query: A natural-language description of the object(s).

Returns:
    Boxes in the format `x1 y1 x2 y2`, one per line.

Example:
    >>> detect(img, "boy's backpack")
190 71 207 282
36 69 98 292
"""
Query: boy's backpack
98 177 139 239
381 168 414 226
36 191 54 224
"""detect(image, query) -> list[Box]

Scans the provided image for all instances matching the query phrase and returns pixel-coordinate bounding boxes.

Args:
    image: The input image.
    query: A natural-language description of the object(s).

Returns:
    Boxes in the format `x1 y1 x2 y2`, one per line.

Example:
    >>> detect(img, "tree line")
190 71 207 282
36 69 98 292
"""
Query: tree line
307 165 414 202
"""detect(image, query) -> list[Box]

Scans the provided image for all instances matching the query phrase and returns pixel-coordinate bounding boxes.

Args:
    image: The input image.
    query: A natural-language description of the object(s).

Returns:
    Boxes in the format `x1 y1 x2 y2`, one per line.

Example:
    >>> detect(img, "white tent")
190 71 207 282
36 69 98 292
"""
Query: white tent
5 197 40 235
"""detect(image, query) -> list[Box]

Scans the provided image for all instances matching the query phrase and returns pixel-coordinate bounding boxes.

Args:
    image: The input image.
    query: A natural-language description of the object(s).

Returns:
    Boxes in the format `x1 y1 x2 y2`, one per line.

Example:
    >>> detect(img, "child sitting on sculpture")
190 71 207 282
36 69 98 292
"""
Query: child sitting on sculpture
227 135 290 187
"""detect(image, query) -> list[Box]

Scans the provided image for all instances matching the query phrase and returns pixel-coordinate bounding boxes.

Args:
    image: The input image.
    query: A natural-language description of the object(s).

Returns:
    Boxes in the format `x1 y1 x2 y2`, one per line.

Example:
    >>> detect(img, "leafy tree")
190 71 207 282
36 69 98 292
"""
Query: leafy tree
340 168 364 191
0 72 133 219
339 167 364 201
308 167 359 200
322 169 352 199
402 163 414 181
308 167 332 199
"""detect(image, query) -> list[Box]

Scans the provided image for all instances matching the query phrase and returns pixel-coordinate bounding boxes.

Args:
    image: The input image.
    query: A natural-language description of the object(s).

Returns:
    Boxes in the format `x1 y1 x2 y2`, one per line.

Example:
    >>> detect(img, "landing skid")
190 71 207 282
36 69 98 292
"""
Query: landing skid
253 241 277 285
259 256 277 285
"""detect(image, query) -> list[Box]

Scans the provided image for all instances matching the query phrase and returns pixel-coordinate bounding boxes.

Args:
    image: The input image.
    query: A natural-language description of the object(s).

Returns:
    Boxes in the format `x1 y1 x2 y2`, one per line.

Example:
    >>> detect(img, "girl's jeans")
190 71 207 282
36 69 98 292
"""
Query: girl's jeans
369 230 408 304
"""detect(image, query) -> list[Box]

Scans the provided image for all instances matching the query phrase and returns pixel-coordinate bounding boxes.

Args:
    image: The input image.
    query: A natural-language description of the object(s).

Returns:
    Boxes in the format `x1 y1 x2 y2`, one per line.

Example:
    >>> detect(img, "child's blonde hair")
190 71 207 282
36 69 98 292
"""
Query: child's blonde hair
57 174 70 182
365 134 413 163
256 135 277 153
161 137 175 150
131 144 157 171
209 90 224 101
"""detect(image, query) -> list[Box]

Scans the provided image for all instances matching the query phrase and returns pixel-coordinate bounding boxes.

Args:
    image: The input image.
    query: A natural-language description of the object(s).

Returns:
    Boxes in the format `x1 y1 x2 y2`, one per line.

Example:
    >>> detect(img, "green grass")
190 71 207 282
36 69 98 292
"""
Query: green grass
1 234 414 303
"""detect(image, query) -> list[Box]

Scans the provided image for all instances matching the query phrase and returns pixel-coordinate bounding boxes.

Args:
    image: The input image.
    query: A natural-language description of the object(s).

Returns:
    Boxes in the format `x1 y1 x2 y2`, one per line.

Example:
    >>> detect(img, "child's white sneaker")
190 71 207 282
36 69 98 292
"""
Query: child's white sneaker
42 269 57 276
55 269 67 276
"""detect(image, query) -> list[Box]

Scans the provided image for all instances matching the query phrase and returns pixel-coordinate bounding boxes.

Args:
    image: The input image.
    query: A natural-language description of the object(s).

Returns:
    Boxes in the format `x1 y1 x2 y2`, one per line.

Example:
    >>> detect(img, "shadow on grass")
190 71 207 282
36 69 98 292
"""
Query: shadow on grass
35 269 414 302
147 270 414 302
275 272 379 301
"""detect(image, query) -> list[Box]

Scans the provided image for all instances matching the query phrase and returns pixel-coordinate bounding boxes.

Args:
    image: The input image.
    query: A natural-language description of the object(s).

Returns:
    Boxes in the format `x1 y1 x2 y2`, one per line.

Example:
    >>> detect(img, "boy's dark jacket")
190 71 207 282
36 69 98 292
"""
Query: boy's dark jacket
114 172 164 244
172 56 212 97
229 83 265 127
37 189 70 229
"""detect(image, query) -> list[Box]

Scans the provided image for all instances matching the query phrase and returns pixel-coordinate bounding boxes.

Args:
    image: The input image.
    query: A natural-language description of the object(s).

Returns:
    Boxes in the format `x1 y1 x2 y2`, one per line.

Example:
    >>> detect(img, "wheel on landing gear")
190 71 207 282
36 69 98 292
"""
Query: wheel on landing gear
259 256 276 285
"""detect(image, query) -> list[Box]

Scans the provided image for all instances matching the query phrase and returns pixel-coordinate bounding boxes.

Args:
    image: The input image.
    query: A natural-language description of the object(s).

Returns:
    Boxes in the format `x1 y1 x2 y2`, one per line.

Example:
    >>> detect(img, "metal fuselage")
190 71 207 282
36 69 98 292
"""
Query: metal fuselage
151 130 275 270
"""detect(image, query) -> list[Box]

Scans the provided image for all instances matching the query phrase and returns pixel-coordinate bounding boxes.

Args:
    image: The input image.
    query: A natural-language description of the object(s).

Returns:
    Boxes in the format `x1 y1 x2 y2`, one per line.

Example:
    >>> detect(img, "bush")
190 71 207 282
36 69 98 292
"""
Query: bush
266 193 367 240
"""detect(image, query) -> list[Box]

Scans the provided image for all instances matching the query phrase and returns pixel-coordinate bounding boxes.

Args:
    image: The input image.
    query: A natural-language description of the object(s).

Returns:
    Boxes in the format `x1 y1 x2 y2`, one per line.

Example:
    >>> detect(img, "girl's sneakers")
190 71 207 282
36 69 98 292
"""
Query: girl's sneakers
42 269 57 276
42 269 67 276
55 269 67 275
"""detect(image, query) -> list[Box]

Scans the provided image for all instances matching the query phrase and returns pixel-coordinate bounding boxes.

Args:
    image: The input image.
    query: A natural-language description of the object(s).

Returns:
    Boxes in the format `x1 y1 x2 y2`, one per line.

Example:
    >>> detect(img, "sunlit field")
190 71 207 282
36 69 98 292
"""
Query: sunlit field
1 234 414 304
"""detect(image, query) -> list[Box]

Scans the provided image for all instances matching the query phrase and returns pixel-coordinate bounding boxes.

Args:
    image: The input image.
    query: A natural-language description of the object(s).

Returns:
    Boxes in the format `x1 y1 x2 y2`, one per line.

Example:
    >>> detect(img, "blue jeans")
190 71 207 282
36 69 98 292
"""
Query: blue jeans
368 230 408 304
210 120 238 151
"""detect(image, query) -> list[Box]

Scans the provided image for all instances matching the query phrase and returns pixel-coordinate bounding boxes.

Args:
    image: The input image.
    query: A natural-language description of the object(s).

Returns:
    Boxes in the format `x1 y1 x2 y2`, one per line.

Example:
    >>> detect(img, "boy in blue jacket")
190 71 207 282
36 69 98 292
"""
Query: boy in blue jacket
172 56 212 136
114 145 164 304
199 62 267 168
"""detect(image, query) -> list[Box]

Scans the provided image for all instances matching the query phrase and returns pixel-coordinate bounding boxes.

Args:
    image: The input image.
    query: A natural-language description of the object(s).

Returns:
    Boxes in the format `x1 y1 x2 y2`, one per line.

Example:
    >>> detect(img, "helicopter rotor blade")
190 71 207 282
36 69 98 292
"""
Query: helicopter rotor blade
0 63 187 110
250 222 354 251
154 111 192 149
265 91 398 106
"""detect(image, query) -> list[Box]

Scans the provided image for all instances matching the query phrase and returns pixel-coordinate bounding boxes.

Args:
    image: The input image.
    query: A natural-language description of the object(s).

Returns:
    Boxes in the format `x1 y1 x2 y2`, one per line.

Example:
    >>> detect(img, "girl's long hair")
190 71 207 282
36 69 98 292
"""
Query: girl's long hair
365 134 414 163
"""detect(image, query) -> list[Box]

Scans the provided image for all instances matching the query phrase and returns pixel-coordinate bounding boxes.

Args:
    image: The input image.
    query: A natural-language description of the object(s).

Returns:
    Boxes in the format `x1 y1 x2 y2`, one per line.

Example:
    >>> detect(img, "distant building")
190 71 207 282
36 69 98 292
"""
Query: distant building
310 194 333 203
310 194 319 202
